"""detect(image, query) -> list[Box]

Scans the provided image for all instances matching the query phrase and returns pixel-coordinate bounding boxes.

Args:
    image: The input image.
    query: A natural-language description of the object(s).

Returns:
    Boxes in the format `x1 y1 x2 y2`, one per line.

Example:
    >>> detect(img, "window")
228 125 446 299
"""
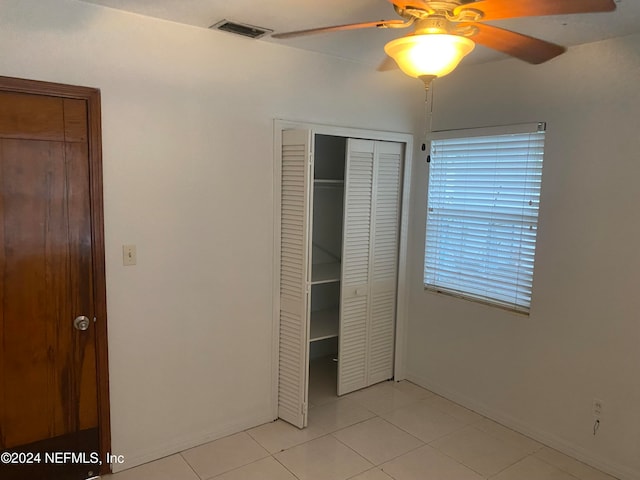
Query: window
424 122 545 313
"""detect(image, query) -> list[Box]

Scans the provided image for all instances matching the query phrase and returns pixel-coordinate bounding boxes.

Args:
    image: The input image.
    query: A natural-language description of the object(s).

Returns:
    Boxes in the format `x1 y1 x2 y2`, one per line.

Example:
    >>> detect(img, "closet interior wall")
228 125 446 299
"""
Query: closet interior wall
308 135 346 404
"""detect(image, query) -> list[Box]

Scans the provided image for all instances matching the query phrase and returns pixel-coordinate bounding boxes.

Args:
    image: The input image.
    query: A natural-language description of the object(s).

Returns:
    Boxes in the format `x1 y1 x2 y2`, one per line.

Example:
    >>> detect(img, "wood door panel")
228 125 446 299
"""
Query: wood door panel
0 92 65 141
0 137 97 448
1 139 70 447
0 143 3 454
66 140 98 432
63 99 88 143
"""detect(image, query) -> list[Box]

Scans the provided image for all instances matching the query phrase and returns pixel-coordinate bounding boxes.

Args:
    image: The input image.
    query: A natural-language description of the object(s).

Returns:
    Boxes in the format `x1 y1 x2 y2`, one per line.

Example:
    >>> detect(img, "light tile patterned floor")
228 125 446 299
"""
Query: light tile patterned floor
104 363 618 480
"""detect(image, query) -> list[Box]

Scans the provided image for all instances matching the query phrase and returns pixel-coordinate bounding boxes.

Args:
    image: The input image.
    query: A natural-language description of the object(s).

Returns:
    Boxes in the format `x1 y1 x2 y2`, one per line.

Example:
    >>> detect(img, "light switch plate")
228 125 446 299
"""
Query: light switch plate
123 245 137 266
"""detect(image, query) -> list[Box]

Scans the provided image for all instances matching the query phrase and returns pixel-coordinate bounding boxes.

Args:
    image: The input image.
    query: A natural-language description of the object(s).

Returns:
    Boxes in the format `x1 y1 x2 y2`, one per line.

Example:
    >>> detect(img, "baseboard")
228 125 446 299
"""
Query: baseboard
406 372 639 480
110 412 275 473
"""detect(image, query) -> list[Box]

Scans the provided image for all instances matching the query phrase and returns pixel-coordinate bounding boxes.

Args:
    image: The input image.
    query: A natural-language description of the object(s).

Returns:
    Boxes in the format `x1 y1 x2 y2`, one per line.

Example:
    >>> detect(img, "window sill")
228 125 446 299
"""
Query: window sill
423 286 530 317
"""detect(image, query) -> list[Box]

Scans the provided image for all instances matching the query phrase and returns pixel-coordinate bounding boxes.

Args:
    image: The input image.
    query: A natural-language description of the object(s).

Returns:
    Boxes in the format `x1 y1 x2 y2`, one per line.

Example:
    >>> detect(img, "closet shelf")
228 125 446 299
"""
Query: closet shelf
314 179 344 187
311 263 341 284
310 308 339 342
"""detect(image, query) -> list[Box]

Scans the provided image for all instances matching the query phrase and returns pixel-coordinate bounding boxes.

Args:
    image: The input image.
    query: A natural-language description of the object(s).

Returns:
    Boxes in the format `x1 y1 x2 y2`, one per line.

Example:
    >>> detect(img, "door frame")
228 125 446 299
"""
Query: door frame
271 119 414 419
0 76 111 474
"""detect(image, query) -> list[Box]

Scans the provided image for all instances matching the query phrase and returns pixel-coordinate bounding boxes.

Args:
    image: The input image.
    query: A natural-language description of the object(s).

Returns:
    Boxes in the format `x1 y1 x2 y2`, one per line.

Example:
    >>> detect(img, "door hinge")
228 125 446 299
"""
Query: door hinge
93 316 97 323
302 402 308 416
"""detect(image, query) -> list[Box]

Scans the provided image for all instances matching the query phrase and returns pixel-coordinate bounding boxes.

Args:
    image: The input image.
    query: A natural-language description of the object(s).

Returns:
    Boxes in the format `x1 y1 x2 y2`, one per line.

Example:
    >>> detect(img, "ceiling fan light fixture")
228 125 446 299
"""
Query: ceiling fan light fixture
384 33 475 79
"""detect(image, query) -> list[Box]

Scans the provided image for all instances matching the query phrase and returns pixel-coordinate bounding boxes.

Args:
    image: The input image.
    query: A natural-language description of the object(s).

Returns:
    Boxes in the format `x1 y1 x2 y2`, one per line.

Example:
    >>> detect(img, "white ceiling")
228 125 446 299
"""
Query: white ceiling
77 0 640 67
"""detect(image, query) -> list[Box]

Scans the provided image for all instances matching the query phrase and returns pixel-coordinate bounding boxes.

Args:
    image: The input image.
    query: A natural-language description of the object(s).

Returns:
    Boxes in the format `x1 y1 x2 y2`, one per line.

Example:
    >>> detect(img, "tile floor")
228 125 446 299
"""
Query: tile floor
104 358 618 480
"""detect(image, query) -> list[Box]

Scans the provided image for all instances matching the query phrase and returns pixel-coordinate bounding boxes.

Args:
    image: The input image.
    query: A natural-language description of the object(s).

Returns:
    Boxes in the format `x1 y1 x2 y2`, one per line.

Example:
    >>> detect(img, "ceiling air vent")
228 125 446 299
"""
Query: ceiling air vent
210 20 272 39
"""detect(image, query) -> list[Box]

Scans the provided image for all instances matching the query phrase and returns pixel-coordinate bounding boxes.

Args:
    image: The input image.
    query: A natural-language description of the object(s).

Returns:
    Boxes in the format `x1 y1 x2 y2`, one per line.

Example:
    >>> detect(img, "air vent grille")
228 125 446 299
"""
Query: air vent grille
210 20 272 39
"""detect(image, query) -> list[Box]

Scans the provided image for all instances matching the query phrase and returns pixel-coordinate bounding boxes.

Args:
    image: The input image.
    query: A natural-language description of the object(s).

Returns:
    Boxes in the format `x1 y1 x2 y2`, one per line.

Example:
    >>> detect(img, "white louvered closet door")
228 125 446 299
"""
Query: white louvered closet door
338 139 374 395
278 129 312 428
368 141 403 385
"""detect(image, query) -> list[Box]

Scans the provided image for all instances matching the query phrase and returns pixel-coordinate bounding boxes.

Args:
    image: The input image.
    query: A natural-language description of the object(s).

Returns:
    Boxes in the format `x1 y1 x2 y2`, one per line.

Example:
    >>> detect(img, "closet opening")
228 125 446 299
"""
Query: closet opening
309 134 346 406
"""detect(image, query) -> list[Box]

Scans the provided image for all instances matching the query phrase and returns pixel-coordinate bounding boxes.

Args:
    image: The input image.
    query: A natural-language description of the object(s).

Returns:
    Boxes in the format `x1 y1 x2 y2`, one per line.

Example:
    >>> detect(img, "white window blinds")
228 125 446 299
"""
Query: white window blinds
424 123 545 313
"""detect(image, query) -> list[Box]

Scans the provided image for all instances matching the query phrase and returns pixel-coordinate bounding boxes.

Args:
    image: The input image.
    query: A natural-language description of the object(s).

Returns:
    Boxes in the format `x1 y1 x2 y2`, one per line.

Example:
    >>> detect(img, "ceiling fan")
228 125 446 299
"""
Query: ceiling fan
272 0 617 87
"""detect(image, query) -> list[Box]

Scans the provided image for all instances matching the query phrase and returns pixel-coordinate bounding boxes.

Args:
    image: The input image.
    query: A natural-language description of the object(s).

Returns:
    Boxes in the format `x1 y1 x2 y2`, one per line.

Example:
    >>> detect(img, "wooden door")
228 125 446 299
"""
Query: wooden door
0 79 109 480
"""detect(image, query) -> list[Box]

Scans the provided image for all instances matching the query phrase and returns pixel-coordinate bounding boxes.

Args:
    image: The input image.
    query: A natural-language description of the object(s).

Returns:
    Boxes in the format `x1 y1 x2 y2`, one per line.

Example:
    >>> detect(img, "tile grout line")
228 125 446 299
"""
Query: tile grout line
330 415 428 464
270 450 303 480
178 451 205 480
208 455 298 480
328 429 376 472
421 443 490 479
485 452 537 479
533 451 608 480
180 432 271 480
248 408 378 457
378 405 470 446
425 428 532 480
273 432 373 480
327 409 429 478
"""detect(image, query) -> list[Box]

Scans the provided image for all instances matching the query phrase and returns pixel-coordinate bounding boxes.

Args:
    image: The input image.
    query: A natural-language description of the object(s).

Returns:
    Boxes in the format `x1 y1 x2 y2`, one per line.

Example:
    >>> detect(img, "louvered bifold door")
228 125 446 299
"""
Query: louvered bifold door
278 129 312 428
338 139 374 395
368 141 403 385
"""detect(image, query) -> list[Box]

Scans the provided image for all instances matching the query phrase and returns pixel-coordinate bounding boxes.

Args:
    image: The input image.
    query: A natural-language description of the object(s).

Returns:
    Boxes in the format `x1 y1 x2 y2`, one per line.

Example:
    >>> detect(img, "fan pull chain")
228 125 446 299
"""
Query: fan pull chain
423 78 435 163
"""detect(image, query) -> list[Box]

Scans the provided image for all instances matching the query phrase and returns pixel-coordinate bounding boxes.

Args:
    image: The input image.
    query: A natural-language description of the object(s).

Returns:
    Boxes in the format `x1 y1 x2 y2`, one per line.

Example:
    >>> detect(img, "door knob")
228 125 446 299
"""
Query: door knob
74 315 91 331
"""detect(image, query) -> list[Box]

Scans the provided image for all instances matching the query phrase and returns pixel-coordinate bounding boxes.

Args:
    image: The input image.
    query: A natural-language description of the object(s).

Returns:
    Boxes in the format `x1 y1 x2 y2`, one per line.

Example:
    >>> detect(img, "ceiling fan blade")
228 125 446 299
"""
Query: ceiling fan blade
456 0 616 21
386 0 431 10
271 19 407 39
377 55 399 72
461 23 566 64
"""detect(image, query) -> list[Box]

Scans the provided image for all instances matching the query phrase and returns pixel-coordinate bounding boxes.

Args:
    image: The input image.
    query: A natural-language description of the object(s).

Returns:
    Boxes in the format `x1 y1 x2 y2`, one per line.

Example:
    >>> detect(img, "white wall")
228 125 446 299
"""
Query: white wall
406 33 640 480
0 0 421 471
